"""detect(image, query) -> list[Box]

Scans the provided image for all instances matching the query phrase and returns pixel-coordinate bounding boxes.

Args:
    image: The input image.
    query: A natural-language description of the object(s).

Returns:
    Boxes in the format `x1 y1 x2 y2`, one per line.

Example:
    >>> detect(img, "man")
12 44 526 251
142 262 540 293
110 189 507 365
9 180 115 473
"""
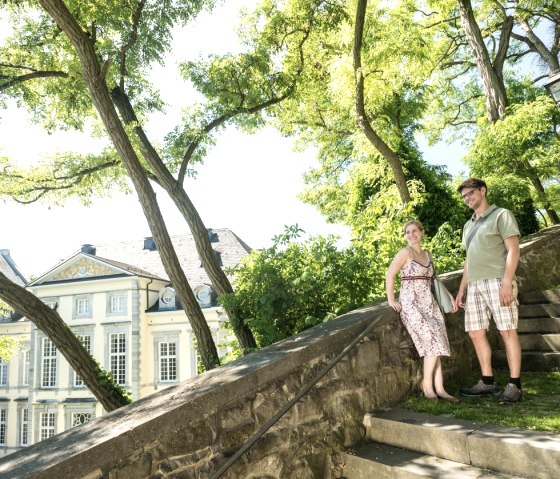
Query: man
455 178 522 404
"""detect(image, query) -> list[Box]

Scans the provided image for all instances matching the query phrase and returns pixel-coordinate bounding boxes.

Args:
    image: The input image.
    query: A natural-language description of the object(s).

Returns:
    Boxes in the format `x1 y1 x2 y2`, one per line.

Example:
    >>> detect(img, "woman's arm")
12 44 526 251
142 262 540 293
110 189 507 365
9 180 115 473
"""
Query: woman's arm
386 249 408 312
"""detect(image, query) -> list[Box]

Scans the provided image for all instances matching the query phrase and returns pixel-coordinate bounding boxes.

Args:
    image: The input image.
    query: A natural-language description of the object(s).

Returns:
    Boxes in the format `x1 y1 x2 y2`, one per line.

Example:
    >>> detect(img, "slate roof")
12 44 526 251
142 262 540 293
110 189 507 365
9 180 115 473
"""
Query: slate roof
0 249 27 286
89 228 251 288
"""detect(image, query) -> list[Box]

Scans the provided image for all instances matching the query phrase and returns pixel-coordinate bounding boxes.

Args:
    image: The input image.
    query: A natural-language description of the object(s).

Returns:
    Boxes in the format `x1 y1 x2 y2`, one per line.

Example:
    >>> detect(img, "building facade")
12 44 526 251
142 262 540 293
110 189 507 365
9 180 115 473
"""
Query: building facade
0 229 250 456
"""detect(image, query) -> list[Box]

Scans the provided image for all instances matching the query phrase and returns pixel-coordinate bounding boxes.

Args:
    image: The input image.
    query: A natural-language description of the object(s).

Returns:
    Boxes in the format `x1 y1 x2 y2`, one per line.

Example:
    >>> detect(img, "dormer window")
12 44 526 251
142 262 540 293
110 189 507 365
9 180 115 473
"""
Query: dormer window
193 285 215 308
159 288 176 311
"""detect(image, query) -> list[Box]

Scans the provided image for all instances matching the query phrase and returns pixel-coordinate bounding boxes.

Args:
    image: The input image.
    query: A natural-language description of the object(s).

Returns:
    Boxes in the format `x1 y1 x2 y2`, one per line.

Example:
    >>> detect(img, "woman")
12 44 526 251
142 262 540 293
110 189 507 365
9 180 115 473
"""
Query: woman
386 220 459 403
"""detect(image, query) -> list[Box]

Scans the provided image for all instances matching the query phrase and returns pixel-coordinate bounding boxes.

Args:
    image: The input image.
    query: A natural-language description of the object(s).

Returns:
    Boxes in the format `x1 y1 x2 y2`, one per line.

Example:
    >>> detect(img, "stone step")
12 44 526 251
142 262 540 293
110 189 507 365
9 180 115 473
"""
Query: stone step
518 290 560 305
517 317 560 334
343 441 521 478
494 350 560 372
518 303 560 319
518 333 560 351
361 408 560 479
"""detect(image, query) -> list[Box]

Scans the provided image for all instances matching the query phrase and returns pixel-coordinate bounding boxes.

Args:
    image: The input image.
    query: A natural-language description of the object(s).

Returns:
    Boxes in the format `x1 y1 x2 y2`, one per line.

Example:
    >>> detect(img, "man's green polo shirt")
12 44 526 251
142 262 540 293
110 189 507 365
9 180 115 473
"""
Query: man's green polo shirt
461 205 520 283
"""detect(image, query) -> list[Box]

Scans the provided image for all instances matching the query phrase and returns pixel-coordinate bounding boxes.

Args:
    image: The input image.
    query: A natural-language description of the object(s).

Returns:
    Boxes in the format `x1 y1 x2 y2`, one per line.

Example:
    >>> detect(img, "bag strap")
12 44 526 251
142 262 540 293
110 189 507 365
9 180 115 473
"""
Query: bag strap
427 251 438 279
465 206 500 250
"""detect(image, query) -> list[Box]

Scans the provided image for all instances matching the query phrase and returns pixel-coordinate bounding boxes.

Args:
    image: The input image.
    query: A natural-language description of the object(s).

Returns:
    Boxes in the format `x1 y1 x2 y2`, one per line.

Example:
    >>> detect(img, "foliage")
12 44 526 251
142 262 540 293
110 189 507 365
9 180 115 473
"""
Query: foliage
220 225 379 347
465 96 560 223
351 180 466 273
0 149 129 205
0 335 21 361
93 363 132 404
480 175 540 235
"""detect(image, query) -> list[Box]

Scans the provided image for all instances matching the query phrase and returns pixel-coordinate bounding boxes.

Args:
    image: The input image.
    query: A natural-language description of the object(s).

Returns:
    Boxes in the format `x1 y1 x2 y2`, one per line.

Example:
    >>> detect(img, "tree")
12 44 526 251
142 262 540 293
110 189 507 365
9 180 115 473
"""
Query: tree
232 1 461 232
457 0 510 122
465 94 560 227
353 0 411 203
423 0 560 224
33 0 221 370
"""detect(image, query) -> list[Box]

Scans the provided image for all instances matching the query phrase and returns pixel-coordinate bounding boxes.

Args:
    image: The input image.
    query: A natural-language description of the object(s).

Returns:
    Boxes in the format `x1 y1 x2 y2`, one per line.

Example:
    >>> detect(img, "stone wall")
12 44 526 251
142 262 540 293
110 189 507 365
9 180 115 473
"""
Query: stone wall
1 225 559 479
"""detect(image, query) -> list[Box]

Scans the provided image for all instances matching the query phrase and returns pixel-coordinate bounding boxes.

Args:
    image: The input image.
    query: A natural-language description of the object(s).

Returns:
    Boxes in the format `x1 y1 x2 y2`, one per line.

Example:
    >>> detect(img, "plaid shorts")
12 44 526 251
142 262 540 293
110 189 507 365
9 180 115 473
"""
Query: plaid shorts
464 278 518 332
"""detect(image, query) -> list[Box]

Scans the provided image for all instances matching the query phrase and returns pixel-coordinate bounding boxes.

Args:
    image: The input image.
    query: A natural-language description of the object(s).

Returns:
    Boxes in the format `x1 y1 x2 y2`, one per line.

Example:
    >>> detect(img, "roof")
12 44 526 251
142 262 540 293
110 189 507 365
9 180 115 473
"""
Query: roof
71 228 250 289
26 228 251 291
0 249 27 286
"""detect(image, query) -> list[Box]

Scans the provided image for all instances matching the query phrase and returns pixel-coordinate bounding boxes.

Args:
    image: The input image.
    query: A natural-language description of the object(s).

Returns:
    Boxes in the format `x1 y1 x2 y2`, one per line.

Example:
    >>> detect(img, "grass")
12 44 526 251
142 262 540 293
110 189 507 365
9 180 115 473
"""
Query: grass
402 370 560 433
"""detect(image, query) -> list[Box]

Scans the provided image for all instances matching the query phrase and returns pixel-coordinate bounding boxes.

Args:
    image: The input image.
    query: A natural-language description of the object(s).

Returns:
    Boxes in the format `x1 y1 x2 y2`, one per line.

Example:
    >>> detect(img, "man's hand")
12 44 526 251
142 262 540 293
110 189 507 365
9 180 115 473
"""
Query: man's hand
499 281 514 306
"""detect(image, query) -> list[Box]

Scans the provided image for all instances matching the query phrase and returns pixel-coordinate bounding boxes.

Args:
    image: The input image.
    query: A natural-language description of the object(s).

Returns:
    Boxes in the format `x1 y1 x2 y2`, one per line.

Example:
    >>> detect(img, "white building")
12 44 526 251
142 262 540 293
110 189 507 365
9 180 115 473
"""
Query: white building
0 229 251 456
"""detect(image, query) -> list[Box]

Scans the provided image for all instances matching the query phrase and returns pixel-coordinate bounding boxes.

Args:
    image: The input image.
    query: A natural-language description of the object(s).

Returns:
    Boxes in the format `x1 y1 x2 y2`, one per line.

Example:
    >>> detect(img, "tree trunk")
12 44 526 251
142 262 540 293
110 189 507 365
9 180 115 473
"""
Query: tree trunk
517 17 560 72
457 0 509 122
38 0 220 370
111 87 257 352
527 173 560 224
0 273 127 411
456 1 559 224
352 0 412 204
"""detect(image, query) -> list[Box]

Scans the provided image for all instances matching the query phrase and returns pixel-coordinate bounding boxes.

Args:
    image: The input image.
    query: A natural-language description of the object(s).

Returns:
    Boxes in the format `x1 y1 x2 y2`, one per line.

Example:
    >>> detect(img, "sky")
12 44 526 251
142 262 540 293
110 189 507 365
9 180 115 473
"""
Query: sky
0 1 466 279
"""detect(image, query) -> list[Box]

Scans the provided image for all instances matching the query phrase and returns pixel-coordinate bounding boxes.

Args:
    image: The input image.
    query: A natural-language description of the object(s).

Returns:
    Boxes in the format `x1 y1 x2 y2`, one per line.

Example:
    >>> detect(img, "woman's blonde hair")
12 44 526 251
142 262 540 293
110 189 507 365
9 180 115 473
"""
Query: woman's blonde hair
403 219 424 234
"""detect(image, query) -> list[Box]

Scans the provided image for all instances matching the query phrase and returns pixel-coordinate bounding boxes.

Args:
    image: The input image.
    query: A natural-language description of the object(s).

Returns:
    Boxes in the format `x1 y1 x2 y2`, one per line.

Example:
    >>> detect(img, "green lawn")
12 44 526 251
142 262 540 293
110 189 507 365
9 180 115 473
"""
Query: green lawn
402 370 560 433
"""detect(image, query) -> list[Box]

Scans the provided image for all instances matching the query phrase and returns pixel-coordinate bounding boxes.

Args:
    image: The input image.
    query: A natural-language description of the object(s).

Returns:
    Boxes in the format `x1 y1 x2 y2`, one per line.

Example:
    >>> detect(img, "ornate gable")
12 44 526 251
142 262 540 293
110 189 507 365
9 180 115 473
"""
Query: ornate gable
32 255 130 285
50 257 120 281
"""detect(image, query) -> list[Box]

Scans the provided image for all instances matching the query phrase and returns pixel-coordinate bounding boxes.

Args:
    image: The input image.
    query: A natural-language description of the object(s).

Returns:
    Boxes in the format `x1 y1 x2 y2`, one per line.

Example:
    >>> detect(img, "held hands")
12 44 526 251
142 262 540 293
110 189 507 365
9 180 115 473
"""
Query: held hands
454 289 466 310
448 292 459 313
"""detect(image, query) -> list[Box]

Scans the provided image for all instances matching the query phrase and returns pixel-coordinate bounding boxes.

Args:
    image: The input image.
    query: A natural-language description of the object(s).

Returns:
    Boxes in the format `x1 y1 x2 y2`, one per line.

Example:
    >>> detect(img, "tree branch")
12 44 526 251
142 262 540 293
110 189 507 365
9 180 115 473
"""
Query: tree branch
0 70 68 91
119 0 146 89
1 158 120 204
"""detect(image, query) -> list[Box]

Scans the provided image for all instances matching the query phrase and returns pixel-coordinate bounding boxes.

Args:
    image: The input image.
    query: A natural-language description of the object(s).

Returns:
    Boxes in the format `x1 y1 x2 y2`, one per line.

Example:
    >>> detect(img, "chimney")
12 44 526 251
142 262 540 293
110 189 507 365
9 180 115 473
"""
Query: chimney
81 244 96 255
143 237 157 251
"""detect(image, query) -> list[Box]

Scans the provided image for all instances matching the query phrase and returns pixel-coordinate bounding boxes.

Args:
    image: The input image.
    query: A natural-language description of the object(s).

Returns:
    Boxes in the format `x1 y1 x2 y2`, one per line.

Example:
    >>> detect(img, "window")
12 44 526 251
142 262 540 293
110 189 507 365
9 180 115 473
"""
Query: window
74 335 92 388
107 292 127 315
110 295 125 313
0 409 6 446
159 342 177 382
71 412 92 427
39 412 56 441
41 337 57 388
109 333 126 385
77 298 90 316
0 359 7 387
43 297 58 309
20 408 29 446
22 349 30 386
73 295 92 319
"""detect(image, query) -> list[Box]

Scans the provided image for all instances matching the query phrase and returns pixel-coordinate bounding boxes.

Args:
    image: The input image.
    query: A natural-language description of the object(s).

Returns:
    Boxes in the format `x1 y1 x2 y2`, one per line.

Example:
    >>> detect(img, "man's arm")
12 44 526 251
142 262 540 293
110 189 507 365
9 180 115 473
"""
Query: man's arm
456 262 468 309
500 235 520 306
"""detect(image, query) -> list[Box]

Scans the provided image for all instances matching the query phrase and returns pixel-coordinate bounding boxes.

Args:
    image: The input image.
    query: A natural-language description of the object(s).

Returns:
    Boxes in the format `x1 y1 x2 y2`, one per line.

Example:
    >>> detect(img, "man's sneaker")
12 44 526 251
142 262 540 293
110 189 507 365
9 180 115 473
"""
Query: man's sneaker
497 383 523 404
459 380 501 397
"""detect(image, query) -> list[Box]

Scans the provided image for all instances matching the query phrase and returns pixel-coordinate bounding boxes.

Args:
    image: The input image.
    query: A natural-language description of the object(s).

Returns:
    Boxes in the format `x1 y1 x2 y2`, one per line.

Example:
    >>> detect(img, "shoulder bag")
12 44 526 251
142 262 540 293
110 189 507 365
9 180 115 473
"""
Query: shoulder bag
428 251 454 314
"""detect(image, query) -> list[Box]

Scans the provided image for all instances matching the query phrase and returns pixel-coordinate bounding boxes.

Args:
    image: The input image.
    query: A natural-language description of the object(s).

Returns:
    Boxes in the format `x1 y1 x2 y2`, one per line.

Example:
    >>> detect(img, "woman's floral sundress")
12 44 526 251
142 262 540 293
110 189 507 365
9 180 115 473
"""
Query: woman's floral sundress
399 253 451 357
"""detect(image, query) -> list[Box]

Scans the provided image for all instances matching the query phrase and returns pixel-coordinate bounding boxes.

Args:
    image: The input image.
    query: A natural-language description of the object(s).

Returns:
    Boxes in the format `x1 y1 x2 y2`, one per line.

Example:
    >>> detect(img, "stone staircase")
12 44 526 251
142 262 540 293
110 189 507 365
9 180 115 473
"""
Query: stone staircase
341 408 560 478
494 289 560 371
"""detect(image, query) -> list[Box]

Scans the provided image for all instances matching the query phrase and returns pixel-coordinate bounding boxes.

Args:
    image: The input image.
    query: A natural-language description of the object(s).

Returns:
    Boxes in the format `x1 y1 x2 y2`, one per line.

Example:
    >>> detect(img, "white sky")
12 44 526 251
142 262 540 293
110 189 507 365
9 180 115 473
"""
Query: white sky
0 1 465 278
